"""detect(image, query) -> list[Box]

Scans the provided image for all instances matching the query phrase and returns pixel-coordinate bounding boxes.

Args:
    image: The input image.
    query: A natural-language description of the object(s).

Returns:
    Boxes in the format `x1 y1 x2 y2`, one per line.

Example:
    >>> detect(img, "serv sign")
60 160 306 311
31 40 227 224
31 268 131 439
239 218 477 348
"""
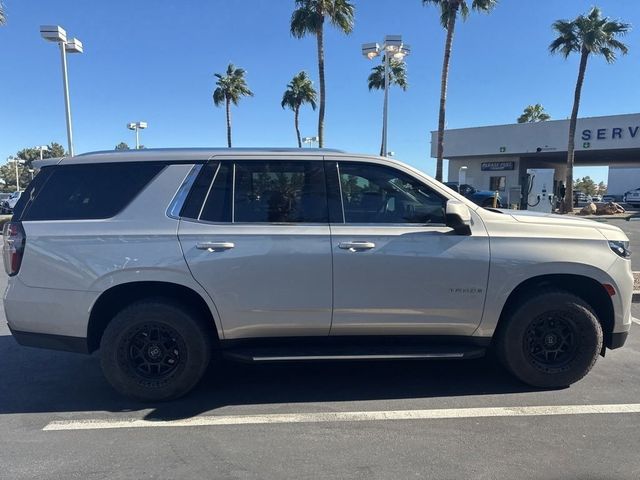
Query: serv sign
481 161 515 171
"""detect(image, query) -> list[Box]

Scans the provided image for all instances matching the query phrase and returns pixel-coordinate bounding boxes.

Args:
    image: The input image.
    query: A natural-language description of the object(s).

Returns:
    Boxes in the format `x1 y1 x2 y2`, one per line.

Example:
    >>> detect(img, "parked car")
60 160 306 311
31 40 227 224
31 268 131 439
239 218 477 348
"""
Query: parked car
444 182 502 208
1 191 21 214
592 195 602 203
3 148 632 401
602 195 621 203
623 188 640 207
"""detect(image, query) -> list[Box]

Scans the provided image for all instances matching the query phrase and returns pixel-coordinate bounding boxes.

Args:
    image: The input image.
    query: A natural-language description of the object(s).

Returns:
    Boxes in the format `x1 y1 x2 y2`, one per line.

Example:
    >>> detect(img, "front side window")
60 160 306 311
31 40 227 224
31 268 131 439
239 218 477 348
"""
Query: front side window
233 161 327 223
338 162 446 224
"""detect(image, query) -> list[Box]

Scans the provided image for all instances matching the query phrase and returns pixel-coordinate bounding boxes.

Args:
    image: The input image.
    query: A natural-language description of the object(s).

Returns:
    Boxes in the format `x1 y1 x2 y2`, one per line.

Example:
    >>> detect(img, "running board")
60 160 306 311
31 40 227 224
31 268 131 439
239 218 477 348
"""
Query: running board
223 345 486 363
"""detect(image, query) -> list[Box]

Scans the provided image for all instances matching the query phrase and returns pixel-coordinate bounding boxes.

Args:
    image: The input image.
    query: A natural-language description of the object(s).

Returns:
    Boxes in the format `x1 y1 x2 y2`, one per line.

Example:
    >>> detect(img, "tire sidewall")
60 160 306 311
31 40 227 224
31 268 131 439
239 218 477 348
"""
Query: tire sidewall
100 300 211 402
498 292 603 388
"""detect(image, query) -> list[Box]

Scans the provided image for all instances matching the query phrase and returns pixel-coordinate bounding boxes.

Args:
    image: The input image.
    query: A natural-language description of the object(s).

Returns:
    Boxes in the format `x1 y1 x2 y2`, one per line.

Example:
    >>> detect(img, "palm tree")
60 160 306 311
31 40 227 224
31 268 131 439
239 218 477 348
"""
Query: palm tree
367 58 408 156
423 0 498 182
281 71 318 148
0 2 6 25
213 63 254 148
550 6 630 212
290 0 355 148
517 104 551 123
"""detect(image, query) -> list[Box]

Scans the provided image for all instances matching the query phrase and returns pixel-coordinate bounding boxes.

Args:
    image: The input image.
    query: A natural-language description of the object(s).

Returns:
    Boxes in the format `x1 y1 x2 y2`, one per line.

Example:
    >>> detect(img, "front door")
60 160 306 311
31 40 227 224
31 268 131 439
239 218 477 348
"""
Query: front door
178 158 333 339
327 160 490 337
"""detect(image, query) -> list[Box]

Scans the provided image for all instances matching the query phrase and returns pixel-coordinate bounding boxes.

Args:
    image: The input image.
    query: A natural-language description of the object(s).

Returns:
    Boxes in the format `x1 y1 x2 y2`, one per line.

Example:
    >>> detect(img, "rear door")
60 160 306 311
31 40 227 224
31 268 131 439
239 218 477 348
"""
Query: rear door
178 156 333 339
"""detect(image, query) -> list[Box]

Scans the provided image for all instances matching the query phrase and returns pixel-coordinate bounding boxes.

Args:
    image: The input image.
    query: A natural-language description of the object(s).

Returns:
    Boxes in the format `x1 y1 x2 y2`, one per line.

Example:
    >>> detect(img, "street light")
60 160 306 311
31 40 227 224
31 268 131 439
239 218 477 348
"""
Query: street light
37 145 49 161
302 136 319 148
7 157 26 192
127 121 148 149
40 25 83 157
362 35 410 157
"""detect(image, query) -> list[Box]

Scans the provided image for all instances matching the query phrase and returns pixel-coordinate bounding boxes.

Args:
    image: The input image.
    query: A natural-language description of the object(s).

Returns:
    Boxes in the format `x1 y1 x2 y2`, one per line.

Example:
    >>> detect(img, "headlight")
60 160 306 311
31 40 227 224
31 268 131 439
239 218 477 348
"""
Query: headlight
609 240 631 259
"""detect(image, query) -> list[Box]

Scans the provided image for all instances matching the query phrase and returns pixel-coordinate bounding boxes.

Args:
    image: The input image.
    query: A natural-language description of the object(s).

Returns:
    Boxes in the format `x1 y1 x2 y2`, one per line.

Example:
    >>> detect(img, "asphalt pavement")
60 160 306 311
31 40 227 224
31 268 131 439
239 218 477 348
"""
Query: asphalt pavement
1 221 640 479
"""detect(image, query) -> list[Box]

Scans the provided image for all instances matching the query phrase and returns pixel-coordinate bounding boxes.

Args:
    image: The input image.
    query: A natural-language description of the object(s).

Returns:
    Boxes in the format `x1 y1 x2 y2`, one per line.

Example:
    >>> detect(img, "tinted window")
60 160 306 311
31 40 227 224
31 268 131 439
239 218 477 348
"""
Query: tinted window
12 167 53 220
200 162 232 222
233 161 327 223
338 162 446 224
23 163 164 221
180 162 218 219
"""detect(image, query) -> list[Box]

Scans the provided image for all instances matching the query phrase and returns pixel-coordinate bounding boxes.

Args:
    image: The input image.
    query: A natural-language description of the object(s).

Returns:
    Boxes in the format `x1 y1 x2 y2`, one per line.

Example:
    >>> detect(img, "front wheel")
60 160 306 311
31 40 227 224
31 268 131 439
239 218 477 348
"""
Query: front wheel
496 291 602 388
100 299 212 401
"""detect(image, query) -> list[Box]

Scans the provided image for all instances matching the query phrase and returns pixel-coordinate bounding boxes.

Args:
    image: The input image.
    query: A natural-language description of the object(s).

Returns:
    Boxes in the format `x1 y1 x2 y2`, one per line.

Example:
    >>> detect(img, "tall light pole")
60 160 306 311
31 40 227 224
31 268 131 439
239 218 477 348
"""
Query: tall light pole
40 26 83 157
127 122 148 149
37 145 49 161
8 157 25 192
362 35 410 157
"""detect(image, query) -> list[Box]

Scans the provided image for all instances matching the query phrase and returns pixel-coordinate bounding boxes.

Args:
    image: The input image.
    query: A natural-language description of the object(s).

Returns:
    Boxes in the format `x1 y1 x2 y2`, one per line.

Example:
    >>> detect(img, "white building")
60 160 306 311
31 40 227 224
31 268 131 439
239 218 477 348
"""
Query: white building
432 113 640 205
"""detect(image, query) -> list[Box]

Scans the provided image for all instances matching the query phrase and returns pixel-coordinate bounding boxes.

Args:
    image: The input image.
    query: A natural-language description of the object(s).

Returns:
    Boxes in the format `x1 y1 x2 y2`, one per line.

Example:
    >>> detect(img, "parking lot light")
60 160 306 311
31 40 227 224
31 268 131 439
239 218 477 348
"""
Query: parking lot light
40 25 83 157
127 122 148 149
362 35 410 157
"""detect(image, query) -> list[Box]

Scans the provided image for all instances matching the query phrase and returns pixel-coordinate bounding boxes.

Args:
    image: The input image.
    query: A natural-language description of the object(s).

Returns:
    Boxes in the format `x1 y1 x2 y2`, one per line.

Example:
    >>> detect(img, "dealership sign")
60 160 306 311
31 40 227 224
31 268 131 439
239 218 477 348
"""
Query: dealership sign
582 126 640 141
481 161 515 171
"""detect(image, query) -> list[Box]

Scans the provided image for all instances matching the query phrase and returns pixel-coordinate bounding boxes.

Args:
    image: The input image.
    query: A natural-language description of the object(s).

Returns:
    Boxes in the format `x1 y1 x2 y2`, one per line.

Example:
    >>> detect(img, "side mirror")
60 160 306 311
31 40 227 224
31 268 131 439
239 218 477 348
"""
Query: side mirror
446 200 472 235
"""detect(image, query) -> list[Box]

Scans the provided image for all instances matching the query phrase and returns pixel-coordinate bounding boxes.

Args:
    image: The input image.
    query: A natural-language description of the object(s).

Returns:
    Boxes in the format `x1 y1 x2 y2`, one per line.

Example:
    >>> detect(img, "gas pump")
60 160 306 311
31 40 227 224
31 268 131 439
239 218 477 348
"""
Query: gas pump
521 169 555 213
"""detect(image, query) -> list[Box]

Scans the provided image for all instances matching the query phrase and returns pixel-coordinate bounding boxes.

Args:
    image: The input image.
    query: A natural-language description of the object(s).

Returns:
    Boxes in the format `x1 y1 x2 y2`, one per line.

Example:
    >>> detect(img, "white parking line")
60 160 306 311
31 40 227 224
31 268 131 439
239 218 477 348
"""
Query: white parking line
632 317 640 326
43 403 640 431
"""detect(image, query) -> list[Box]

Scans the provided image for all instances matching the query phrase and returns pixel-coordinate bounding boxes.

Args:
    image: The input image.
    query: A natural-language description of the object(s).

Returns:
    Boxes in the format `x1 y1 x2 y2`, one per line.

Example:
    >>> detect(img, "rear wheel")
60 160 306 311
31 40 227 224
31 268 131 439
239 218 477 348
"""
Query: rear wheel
496 291 602 388
100 299 212 401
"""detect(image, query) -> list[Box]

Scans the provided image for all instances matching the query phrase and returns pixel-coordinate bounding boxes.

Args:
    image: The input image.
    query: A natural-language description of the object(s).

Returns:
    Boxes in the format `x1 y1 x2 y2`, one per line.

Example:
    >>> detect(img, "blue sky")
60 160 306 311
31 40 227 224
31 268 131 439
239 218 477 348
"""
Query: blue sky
1 0 639 183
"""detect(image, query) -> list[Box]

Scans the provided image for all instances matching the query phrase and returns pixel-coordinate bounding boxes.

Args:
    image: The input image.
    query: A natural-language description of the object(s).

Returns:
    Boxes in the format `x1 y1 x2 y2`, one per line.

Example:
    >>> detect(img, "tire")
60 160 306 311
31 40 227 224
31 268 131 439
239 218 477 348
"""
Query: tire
496 291 602 388
100 299 213 401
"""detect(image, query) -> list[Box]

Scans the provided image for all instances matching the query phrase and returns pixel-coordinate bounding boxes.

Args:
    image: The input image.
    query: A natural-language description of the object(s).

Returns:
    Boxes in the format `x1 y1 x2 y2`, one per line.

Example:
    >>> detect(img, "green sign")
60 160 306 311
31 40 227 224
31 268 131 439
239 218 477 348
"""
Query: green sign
583 142 591 149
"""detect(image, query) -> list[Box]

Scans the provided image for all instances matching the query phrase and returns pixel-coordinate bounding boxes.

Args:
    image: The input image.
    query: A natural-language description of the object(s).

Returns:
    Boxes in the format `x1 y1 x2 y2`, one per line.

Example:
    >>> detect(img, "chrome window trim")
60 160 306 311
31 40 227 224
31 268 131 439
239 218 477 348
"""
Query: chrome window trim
166 164 202 219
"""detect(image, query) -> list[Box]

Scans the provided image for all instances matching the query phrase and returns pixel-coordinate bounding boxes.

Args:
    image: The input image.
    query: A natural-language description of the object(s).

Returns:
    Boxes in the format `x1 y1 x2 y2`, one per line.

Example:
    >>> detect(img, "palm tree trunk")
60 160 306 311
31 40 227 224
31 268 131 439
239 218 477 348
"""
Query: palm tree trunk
225 97 232 148
316 19 326 148
435 11 457 182
564 47 589 213
295 106 302 148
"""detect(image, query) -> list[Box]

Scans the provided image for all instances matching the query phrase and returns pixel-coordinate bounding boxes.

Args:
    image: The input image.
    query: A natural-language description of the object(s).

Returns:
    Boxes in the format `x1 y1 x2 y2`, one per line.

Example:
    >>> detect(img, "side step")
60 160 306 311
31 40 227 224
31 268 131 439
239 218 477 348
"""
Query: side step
223 345 486 363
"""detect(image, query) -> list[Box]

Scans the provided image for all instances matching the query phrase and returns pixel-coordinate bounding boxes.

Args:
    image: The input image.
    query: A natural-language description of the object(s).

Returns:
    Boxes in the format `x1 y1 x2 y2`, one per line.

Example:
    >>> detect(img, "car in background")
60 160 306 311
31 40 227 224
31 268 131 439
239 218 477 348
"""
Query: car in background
1 191 21 214
592 195 602 203
444 182 502 208
623 188 640 207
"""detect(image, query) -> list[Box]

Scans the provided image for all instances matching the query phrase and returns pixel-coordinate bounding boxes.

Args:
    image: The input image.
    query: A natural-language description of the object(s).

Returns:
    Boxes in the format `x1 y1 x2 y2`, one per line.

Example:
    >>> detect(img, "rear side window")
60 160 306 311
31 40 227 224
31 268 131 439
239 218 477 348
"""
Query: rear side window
23 163 164 221
233 161 327 223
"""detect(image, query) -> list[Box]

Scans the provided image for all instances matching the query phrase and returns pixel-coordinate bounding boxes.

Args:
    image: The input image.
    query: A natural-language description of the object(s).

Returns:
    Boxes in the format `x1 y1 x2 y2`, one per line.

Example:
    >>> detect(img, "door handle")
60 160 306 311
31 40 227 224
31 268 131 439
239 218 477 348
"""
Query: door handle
196 242 235 251
338 241 376 252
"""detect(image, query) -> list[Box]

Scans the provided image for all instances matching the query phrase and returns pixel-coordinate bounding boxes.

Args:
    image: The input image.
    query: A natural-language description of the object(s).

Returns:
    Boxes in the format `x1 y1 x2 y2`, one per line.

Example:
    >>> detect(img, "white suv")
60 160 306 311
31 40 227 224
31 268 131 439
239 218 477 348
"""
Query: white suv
3 149 633 401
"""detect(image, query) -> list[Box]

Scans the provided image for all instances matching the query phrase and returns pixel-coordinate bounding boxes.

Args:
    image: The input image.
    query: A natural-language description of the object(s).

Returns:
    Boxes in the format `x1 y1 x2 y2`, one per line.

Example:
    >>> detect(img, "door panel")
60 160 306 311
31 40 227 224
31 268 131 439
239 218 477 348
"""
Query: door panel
179 223 333 339
330 224 490 336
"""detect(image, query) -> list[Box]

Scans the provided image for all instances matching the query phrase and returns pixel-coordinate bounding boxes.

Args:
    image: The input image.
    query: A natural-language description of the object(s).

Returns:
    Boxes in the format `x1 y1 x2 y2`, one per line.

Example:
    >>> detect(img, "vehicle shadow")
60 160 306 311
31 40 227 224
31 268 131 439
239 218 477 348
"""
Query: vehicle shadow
0 335 539 418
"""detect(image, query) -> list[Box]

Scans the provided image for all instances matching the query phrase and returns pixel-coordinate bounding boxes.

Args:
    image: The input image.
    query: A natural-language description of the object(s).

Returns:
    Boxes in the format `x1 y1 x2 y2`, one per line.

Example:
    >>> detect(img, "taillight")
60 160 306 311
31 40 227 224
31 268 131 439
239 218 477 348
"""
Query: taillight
3 221 25 276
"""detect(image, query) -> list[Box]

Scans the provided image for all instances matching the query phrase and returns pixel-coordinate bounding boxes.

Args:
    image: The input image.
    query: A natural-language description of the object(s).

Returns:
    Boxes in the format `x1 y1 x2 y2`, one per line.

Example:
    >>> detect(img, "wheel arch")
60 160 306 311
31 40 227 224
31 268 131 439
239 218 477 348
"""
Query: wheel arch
87 281 220 353
495 274 615 349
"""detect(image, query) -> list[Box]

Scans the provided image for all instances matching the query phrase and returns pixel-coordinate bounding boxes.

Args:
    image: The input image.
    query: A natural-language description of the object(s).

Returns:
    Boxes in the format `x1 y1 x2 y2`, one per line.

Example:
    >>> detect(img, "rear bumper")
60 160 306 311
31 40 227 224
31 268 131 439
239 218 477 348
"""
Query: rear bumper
8 325 89 354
